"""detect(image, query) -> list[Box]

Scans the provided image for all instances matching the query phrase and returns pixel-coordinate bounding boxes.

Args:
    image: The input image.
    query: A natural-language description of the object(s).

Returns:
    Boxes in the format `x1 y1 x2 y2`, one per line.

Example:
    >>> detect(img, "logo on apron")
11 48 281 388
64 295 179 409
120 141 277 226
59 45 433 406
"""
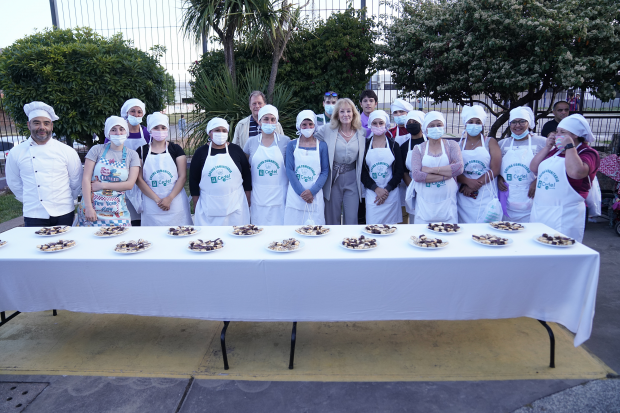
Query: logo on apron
99 165 122 182
149 169 174 187
504 163 531 182
464 159 487 177
537 169 560 190
426 180 447 188
296 165 316 183
208 165 233 184
257 159 280 177
370 162 390 179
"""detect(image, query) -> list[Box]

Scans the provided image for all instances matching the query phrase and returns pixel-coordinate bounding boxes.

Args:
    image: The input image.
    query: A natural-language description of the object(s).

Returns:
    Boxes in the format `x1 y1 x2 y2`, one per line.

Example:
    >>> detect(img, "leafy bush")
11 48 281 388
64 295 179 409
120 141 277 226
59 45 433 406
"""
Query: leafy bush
189 7 377 114
187 66 300 150
0 28 173 146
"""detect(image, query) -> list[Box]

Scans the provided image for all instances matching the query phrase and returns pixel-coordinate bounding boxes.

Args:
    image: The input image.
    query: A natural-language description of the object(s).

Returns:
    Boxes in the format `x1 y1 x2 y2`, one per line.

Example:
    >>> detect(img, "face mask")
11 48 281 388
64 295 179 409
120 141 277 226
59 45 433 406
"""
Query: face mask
261 123 277 135
109 134 127 146
127 115 143 126
466 124 483 136
555 136 566 151
324 105 335 115
300 128 315 138
511 130 529 140
406 123 421 136
394 115 407 126
211 132 228 145
371 126 386 136
426 126 444 140
150 130 168 141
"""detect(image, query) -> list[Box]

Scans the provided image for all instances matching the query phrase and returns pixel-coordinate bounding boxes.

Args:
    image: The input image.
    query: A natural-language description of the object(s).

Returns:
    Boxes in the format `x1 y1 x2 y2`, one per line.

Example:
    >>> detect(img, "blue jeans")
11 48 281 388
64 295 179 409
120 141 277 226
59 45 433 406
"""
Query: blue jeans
24 211 75 227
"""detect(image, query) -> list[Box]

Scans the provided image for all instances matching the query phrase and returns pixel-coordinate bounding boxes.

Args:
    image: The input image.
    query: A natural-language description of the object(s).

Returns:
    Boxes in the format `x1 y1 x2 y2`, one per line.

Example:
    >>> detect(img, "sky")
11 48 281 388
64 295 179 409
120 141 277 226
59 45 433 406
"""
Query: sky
0 0 53 49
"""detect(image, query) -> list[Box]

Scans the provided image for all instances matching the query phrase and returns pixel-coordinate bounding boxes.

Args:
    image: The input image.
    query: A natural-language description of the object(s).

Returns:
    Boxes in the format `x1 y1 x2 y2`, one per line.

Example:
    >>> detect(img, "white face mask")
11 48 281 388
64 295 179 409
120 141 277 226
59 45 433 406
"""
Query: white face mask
300 128 315 138
426 126 444 140
109 134 127 146
127 115 143 126
211 132 228 145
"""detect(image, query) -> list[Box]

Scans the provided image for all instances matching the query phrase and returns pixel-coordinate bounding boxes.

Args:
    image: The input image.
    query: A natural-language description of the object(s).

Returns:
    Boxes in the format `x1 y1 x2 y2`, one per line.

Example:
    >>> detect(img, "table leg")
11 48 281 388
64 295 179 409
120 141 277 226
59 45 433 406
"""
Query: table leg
53 310 57 316
289 322 297 370
538 320 555 368
220 321 230 370
0 311 21 328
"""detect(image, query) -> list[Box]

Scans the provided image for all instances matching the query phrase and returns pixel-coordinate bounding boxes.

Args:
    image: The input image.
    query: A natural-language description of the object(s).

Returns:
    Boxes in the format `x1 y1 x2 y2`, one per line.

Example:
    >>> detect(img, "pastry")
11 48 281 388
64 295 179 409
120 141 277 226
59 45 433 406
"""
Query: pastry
115 239 152 253
537 233 576 246
472 234 510 245
365 224 397 234
232 224 263 235
427 223 461 233
188 238 224 251
35 226 70 235
490 221 525 231
268 238 301 251
37 239 76 251
95 226 128 237
342 235 377 249
295 225 330 235
168 226 199 236
411 235 448 248
0 240 6 247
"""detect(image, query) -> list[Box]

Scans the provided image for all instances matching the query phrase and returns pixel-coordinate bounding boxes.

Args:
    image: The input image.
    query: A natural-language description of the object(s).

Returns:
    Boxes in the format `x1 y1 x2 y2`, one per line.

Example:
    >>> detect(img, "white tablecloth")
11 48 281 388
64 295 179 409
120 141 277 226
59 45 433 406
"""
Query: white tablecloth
0 224 599 346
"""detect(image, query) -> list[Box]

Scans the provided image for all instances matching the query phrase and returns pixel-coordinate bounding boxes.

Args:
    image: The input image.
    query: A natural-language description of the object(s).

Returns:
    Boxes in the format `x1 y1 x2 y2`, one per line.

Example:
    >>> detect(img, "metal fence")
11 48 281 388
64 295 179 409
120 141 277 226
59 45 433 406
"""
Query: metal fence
1 0 619 157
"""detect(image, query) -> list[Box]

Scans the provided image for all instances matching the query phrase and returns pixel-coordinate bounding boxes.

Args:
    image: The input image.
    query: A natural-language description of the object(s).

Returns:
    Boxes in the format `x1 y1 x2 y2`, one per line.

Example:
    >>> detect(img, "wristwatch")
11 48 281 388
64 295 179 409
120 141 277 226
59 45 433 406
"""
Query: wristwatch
565 143 575 150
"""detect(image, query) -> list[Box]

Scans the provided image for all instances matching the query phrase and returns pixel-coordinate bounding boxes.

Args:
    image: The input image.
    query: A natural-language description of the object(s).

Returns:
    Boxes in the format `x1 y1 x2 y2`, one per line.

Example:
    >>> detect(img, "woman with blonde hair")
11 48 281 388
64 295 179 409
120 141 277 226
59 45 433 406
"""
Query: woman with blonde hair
315 98 367 225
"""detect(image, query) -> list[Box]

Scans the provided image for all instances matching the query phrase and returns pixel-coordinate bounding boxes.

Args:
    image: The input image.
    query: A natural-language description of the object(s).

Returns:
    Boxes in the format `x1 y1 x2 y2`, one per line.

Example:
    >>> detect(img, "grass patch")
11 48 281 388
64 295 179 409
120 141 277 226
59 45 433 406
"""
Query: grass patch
0 192 23 224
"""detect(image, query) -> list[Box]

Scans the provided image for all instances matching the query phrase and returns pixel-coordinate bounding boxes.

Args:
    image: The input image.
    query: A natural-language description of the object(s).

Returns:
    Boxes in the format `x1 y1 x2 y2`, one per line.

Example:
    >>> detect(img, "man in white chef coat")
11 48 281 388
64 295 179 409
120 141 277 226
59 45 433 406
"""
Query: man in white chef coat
6 101 83 227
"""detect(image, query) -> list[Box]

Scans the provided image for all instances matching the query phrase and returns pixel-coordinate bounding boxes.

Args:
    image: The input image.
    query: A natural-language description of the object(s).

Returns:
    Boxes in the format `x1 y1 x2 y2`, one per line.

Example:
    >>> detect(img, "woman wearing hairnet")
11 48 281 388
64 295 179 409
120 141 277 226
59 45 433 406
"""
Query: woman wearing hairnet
189 118 252 226
77 116 141 226
400 110 426 222
135 112 192 226
530 114 600 242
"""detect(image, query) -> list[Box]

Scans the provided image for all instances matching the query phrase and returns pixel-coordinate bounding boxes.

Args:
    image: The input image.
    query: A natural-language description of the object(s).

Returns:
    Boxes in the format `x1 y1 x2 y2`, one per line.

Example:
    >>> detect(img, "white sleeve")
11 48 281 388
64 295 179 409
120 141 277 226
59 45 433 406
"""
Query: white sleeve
66 148 83 199
5 148 24 202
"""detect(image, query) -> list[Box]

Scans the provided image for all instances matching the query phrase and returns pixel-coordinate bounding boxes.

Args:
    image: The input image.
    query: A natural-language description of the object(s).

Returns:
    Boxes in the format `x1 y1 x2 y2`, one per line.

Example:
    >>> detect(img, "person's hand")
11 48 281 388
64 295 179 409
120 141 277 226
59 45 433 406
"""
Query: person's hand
300 189 314 203
528 179 537 199
91 180 104 192
462 186 474 197
545 135 556 150
85 206 97 222
374 187 388 205
158 196 172 211
467 178 483 191
555 134 573 152
497 175 508 191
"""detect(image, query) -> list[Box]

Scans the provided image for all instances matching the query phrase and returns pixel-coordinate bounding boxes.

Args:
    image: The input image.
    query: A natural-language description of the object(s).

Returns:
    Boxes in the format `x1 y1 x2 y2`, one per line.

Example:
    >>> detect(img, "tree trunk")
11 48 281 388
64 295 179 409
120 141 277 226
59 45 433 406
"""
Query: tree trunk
267 47 281 104
223 37 236 84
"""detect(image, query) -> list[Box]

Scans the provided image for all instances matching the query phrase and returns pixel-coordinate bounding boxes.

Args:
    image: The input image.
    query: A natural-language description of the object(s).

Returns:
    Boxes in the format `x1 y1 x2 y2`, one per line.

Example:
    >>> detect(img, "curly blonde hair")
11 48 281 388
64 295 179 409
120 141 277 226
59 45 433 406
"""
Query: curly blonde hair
329 98 362 131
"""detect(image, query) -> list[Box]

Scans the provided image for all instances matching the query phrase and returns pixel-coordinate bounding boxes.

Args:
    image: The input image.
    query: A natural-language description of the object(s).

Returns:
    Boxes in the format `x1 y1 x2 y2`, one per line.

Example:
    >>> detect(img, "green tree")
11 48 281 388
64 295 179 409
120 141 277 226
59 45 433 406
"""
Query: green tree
378 0 620 137
0 28 171 146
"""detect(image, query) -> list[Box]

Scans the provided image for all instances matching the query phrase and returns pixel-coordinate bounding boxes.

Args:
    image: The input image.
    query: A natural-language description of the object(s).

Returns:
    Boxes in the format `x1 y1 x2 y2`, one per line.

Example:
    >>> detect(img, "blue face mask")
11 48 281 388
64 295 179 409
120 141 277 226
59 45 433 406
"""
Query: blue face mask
466 124 483 136
511 130 529 140
427 127 444 140
324 105 335 115
261 123 277 135
127 115 142 126
394 115 407 126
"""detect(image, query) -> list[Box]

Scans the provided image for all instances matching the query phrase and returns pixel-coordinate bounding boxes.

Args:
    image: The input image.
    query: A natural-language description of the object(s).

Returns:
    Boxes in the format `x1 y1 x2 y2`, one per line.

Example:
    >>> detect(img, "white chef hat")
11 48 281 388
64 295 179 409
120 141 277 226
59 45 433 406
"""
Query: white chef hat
509 106 535 129
422 111 446 133
120 98 146 119
406 110 425 126
206 117 230 134
557 114 594 142
23 101 59 121
390 99 413 114
146 112 169 132
368 110 390 126
461 105 487 125
104 116 129 139
296 110 317 130
258 105 279 122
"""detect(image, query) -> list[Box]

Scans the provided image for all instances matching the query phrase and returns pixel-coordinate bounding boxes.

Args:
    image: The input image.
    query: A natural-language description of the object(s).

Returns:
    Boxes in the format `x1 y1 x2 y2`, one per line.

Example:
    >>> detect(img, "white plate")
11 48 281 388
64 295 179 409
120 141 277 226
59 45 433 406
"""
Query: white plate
408 238 448 250
187 244 223 253
94 227 129 237
426 224 461 235
295 227 331 237
35 226 71 236
167 227 202 237
37 243 77 253
471 236 513 247
230 227 264 237
339 241 379 251
114 244 153 254
266 240 305 253
362 226 397 236
488 222 526 232
534 237 575 248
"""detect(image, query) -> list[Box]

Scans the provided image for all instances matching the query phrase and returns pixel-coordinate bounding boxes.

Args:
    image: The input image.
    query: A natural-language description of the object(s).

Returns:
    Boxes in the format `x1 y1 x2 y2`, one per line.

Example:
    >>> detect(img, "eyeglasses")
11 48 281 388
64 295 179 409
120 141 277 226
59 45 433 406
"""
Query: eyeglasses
555 108 569 112
509 120 528 126
324 92 338 97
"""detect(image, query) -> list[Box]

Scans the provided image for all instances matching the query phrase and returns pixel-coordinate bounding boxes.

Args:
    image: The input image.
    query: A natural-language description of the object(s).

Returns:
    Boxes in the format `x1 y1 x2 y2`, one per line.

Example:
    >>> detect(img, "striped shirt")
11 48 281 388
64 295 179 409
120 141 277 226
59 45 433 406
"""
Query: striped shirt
249 116 260 138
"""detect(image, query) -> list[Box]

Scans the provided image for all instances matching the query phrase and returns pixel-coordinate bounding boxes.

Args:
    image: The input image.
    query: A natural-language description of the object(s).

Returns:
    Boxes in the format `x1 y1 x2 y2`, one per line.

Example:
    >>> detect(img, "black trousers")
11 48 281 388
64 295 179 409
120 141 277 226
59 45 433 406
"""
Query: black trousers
24 211 75 227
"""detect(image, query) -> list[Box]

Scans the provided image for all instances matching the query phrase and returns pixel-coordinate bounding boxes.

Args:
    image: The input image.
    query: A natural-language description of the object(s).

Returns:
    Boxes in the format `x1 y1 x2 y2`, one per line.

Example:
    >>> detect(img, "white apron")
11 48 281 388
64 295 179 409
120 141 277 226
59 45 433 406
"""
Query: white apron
194 143 250 226
530 145 587 242
140 143 193 226
404 136 427 216
413 140 458 224
393 127 410 146
283 138 325 225
365 138 401 225
124 127 148 217
249 134 288 226
500 136 536 222
457 136 497 223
